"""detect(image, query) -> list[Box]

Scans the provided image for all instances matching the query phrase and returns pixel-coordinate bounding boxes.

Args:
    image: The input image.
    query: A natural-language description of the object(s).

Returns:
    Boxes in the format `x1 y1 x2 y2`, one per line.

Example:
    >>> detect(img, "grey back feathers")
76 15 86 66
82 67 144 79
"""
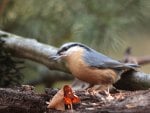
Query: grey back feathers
83 49 138 70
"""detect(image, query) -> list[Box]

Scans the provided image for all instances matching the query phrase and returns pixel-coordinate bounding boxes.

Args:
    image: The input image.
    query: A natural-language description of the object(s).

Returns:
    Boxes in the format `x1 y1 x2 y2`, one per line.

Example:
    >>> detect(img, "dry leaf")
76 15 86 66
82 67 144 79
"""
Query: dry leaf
47 85 80 111
63 85 80 109
47 89 65 111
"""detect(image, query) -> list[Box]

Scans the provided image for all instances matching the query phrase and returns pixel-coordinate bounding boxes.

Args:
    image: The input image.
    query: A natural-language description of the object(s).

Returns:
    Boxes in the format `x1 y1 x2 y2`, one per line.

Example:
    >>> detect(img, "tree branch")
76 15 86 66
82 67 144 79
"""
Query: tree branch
0 30 150 90
0 30 68 72
26 70 73 87
123 47 150 65
114 71 150 90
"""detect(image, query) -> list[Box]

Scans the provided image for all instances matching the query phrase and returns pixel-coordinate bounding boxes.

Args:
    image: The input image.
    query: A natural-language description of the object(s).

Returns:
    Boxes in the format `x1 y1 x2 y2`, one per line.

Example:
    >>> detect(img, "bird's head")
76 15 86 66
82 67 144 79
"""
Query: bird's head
51 42 91 60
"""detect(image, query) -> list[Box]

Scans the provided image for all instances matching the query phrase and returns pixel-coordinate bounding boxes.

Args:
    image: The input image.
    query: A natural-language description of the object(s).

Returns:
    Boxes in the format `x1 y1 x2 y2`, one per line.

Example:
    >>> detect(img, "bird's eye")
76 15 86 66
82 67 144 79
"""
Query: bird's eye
62 47 68 51
57 47 68 55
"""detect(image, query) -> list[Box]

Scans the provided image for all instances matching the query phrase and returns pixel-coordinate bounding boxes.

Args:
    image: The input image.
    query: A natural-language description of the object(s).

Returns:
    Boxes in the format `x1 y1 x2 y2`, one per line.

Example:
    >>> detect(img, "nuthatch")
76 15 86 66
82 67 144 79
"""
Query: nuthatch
52 42 138 94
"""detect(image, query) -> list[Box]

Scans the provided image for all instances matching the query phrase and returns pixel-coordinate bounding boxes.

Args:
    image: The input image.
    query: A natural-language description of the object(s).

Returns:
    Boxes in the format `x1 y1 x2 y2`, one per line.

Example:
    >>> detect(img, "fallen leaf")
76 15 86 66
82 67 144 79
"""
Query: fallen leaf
47 85 80 111
47 89 65 111
63 85 80 109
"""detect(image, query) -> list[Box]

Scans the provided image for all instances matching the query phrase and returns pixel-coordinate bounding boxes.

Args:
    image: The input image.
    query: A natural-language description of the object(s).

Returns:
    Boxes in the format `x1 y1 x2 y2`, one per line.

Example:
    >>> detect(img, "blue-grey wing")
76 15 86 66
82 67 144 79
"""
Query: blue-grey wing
83 49 137 70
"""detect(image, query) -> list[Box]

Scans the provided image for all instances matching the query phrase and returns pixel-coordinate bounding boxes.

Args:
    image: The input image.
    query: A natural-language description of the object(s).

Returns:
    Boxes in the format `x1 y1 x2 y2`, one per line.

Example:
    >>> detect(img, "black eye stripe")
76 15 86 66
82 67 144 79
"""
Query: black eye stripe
57 43 91 55
63 47 68 50
57 47 68 54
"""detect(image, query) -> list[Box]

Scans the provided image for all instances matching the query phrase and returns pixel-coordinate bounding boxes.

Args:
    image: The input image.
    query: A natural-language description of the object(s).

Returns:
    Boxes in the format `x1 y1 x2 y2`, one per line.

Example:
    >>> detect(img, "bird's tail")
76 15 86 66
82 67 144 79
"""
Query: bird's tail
124 63 140 71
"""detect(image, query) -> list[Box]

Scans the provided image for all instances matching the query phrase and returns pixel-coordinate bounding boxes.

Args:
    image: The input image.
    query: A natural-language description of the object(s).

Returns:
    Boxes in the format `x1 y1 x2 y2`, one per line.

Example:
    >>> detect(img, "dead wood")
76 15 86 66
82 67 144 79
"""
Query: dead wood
123 47 150 65
0 87 149 113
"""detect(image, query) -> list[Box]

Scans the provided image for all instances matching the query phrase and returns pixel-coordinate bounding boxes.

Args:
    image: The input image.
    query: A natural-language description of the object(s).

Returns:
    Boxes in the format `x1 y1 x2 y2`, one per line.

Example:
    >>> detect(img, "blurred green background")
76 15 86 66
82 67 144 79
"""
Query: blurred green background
0 0 150 91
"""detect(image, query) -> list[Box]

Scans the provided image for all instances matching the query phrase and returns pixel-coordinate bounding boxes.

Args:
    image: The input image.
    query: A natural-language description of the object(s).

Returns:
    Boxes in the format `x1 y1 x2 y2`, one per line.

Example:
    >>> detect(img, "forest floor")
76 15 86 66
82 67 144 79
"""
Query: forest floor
0 86 149 113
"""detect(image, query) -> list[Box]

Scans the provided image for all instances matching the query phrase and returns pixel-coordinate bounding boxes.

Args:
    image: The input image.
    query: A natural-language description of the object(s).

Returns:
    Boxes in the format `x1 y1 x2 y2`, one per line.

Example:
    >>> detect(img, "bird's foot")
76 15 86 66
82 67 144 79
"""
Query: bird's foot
86 85 116 101
86 88 97 96
104 91 114 101
103 88 114 101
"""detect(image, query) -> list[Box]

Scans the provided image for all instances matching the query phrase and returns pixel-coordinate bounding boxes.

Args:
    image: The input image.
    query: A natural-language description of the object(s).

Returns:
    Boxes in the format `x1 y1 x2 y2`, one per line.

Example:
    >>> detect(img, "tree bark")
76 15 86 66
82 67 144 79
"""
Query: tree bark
0 30 68 72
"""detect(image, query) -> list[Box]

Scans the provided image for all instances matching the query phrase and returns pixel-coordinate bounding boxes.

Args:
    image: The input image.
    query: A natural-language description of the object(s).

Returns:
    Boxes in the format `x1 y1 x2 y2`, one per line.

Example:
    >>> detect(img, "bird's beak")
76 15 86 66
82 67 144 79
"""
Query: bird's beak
50 54 61 61
50 52 67 61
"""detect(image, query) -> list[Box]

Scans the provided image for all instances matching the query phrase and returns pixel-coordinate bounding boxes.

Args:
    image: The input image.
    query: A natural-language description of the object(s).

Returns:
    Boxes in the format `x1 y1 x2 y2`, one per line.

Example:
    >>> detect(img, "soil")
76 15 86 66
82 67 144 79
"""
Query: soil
0 86 149 113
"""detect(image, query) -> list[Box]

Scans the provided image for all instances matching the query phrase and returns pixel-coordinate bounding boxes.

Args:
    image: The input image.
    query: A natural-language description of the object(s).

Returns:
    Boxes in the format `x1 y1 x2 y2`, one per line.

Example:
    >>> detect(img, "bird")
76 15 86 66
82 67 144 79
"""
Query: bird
52 42 139 95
